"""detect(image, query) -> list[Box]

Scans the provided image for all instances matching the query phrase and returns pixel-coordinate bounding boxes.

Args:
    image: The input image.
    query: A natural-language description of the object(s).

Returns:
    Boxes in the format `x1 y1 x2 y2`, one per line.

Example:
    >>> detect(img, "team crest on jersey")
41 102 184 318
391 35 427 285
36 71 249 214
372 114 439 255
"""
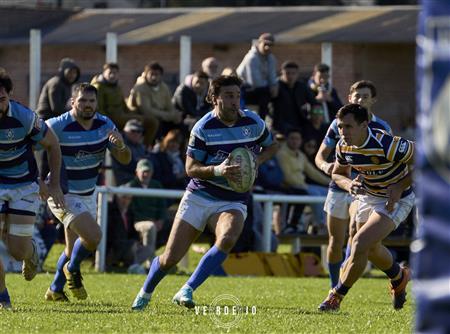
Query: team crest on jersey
345 156 353 163
371 156 380 164
242 127 251 137
211 150 229 163
6 128 14 140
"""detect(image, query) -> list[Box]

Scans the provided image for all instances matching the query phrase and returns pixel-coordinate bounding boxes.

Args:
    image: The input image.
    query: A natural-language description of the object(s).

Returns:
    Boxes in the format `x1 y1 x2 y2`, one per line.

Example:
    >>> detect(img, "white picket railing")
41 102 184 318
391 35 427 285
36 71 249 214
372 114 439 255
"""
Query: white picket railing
95 186 326 272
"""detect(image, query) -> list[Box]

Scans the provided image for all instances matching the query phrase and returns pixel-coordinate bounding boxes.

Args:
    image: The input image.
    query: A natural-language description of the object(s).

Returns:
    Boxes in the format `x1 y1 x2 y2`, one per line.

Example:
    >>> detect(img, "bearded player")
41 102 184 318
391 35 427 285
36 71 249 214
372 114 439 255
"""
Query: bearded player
44 83 131 302
131 75 278 311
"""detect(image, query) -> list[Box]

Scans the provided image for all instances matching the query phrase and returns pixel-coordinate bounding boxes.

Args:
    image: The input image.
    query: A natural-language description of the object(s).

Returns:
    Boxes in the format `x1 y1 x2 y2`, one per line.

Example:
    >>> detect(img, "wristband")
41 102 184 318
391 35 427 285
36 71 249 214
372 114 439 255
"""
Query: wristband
213 165 222 176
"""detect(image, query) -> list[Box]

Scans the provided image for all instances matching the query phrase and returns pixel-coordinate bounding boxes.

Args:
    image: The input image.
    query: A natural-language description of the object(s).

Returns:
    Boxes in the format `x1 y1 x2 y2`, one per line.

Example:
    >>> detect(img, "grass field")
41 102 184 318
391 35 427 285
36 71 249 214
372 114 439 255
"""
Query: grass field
1 245 414 333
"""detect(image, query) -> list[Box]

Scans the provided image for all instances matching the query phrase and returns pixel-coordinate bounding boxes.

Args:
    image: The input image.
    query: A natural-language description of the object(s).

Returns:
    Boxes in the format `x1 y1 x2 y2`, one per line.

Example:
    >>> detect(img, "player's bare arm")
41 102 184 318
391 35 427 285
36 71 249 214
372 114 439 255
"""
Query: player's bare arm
109 130 132 165
256 141 278 167
185 155 241 183
38 127 65 208
315 142 334 175
331 161 358 194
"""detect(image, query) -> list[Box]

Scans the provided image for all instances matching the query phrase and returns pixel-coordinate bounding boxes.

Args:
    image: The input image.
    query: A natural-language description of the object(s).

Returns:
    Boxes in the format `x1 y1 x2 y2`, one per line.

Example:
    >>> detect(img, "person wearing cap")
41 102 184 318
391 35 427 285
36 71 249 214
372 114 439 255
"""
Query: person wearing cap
272 60 317 135
236 32 278 119
112 119 149 185
126 159 167 271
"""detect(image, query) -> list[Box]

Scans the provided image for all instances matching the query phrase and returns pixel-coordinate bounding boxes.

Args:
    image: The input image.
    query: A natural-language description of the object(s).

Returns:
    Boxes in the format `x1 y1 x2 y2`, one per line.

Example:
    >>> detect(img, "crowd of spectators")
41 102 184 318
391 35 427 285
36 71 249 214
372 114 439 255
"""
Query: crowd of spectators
25 32 413 274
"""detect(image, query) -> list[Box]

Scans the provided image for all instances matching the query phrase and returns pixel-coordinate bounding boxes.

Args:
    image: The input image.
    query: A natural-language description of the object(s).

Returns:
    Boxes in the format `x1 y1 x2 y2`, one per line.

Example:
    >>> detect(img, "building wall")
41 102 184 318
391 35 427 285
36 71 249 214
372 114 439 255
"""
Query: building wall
0 41 414 132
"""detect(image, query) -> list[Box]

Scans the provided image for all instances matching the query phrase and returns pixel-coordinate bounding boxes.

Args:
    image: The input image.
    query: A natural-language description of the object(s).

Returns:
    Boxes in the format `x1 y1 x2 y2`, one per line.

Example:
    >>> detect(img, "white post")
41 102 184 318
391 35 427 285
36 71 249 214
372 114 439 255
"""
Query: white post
29 29 41 110
106 32 117 63
262 201 273 252
321 42 333 85
95 191 109 272
179 35 191 84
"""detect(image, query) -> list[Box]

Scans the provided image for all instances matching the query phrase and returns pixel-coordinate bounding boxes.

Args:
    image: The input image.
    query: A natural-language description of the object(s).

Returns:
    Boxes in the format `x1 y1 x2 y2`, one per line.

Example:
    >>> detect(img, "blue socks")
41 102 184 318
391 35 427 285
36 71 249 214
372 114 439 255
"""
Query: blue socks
67 238 92 272
335 280 350 296
328 261 343 288
50 251 69 292
142 257 167 294
187 245 227 291
0 288 10 303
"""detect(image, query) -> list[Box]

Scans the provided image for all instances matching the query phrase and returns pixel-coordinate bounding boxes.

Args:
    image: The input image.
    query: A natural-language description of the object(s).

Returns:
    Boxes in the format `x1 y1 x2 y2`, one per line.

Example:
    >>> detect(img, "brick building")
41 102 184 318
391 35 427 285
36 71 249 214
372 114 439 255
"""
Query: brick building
0 6 418 131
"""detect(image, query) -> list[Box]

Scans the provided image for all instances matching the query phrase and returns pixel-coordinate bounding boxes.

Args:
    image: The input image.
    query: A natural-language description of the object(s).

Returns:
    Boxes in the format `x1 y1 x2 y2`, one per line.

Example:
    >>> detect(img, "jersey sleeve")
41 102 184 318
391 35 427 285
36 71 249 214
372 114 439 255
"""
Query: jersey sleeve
323 120 338 148
186 124 207 163
255 119 273 148
385 135 414 163
335 142 348 165
29 113 48 142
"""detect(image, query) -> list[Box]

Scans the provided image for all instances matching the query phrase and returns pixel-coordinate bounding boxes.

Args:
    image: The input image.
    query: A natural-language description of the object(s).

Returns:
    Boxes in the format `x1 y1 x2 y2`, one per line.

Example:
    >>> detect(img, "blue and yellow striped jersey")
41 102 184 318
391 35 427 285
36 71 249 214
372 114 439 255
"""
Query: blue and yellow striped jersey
0 101 48 189
336 127 414 198
187 109 273 202
46 111 116 196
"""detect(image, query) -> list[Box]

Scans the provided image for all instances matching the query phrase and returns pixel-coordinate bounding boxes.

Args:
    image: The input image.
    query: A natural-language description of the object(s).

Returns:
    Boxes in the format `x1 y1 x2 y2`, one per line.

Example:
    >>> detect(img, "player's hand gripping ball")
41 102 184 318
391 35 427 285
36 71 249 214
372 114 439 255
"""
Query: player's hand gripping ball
227 147 257 193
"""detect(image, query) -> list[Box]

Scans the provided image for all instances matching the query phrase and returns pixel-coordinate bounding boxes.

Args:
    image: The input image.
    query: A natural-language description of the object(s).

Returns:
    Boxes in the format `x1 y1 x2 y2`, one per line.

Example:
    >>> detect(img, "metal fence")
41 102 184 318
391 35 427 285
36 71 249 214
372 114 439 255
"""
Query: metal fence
95 186 326 272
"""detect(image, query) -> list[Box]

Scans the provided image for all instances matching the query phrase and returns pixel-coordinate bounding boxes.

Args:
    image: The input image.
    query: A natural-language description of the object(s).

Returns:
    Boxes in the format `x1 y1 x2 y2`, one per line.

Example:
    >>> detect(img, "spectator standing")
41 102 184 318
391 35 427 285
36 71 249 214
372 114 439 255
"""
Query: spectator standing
91 63 130 129
237 32 278 119
36 58 80 120
201 57 220 80
272 61 317 135
302 105 328 164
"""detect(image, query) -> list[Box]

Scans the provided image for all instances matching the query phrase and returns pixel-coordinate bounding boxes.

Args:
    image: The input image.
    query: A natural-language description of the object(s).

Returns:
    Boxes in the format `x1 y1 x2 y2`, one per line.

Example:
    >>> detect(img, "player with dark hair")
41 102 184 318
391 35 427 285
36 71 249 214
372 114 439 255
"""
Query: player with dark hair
0 72 64 309
319 104 414 311
131 75 278 311
44 83 131 302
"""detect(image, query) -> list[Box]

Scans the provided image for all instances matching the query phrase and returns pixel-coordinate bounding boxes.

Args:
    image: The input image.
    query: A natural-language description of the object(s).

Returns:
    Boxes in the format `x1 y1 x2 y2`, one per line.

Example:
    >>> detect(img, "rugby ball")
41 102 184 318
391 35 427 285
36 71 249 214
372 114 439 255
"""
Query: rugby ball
228 147 257 193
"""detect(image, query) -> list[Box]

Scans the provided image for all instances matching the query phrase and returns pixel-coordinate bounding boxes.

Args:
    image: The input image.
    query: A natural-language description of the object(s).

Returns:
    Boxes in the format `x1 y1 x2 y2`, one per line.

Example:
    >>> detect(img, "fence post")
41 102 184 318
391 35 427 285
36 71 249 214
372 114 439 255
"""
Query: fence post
262 200 273 252
95 190 109 272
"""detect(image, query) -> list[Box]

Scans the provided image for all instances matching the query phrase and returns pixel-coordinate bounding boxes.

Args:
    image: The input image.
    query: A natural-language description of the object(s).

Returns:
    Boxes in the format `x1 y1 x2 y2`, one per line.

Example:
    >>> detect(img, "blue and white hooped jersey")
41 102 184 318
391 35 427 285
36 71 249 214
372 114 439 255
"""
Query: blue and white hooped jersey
0 101 48 189
336 127 414 198
323 113 392 192
186 109 273 202
46 111 116 196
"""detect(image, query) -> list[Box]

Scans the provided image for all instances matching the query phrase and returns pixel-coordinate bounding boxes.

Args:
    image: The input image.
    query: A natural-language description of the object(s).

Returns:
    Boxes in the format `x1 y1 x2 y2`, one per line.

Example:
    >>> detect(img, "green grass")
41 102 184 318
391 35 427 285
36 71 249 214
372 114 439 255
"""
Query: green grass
1 244 414 333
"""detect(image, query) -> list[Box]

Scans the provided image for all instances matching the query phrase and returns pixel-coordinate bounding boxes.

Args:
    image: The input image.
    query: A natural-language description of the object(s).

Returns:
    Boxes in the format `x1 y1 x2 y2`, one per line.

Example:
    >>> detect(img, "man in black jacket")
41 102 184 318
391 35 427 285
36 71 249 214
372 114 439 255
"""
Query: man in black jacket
271 61 317 135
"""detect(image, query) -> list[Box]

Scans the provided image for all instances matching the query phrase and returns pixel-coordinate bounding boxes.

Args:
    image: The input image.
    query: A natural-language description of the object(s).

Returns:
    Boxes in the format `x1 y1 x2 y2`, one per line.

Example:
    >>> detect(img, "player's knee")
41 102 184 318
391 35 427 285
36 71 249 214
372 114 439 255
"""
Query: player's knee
328 236 344 251
83 230 102 250
216 234 238 252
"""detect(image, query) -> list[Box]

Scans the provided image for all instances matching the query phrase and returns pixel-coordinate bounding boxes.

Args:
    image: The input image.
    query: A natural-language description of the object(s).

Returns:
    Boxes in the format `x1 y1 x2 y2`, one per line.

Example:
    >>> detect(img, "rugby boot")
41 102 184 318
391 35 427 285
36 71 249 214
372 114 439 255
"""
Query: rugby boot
318 289 343 311
389 265 411 310
63 263 87 300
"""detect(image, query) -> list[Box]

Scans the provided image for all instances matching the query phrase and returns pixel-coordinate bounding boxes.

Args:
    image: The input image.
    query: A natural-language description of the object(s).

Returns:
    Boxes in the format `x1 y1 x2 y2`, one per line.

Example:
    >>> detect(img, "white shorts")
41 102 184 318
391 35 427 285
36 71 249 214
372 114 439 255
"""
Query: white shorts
0 182 40 216
324 190 353 220
175 191 247 232
48 193 97 228
355 192 415 228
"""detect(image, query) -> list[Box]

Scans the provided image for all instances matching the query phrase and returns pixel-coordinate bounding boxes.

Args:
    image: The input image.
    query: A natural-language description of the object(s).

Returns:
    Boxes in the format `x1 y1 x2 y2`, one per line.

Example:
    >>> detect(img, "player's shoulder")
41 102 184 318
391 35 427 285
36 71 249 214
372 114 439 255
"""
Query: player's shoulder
191 111 214 138
369 114 392 133
241 108 264 123
46 111 70 129
9 100 33 119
